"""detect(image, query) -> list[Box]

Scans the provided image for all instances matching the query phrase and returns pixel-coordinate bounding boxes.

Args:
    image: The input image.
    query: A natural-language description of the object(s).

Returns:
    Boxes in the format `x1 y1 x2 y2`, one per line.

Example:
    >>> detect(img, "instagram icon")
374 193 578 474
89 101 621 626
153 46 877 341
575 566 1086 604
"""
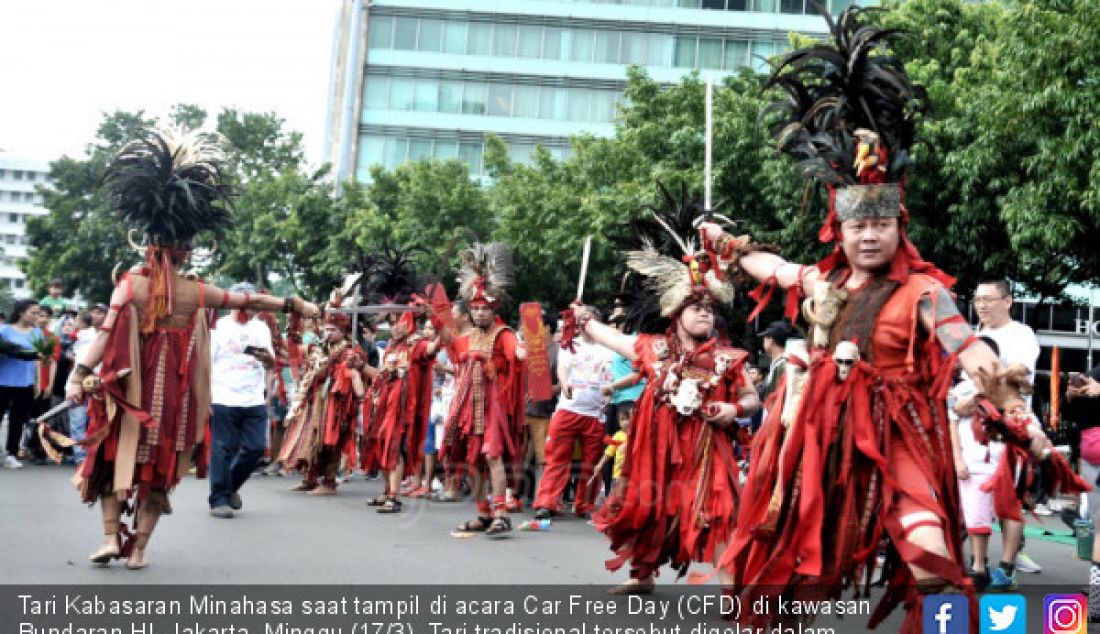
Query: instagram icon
1044 594 1087 634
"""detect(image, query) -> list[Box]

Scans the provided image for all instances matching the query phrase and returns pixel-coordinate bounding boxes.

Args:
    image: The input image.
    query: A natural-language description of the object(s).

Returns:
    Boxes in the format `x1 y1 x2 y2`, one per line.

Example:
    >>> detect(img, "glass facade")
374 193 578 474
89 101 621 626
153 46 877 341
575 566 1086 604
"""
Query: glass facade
356 132 569 180
368 14 787 72
538 0 866 12
363 73 625 124
339 1 845 183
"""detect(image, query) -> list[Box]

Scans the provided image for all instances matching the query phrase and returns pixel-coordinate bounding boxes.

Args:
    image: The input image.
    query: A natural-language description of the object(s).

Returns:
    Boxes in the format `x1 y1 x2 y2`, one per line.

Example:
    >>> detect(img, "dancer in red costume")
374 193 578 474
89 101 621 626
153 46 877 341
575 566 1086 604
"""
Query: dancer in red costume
441 243 527 537
565 185 760 594
279 293 365 496
698 8 1088 632
64 130 318 569
364 305 440 514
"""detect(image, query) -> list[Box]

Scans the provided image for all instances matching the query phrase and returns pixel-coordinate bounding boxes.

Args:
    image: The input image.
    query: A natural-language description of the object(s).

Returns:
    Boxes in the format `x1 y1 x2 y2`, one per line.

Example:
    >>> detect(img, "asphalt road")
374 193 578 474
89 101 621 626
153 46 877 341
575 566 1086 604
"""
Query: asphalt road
1 460 1095 632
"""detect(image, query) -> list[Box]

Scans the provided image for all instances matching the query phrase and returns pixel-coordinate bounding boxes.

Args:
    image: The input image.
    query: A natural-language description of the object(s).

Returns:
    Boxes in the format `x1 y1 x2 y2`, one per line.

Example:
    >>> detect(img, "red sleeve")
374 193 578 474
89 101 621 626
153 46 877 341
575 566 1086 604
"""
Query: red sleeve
632 334 661 380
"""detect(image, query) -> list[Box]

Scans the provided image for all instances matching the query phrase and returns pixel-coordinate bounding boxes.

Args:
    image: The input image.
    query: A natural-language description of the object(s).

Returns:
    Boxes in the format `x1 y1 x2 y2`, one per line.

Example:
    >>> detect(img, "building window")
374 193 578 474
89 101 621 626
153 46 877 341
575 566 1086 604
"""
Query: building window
393 17 418 50
0 169 6 178
542 27 563 60
467 23 492 56
9 192 19 202
698 38 723 69
413 78 439 112
385 137 408 170
4 235 14 245
512 85 540 119
724 39 749 69
434 140 459 161
368 15 393 48
458 142 483 176
780 0 804 13
408 139 433 161
418 19 443 52
673 37 696 68
443 21 467 54
621 31 649 65
461 82 488 115
23 192 34 203
594 30 620 64
364 76 389 110
389 77 415 110
14 278 24 289
439 80 463 113
492 23 517 57
517 25 542 58
569 29 595 63
12 170 22 180
487 84 513 116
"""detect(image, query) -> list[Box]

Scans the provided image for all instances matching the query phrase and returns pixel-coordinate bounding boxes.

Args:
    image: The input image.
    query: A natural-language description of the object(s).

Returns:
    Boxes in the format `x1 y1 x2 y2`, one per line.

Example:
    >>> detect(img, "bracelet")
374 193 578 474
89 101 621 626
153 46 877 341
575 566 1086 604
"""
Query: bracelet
719 234 782 287
72 364 93 380
283 296 296 313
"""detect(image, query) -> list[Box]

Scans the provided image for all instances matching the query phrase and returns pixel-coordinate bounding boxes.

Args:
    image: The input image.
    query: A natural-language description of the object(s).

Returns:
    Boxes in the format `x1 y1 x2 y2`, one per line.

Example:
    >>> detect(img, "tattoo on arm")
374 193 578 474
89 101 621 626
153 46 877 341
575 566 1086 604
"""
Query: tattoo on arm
920 287 974 355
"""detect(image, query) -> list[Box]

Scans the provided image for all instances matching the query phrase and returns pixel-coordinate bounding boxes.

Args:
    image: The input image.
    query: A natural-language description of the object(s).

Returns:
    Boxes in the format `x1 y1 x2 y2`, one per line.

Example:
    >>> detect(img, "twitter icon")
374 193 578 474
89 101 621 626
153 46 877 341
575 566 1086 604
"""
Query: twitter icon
981 594 1026 634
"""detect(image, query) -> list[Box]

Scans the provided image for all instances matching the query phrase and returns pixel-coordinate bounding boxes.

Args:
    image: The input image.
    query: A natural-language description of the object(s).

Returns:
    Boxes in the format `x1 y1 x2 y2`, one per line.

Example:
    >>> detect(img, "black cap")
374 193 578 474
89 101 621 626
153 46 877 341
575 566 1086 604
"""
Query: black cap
758 320 793 346
92 303 109 313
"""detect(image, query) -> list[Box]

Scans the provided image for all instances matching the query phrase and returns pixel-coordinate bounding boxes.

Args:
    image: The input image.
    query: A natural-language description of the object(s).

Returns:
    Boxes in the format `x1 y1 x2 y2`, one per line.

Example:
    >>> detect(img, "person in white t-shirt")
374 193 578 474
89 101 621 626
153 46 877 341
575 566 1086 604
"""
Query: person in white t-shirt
207 282 275 518
533 305 614 519
972 278 1042 583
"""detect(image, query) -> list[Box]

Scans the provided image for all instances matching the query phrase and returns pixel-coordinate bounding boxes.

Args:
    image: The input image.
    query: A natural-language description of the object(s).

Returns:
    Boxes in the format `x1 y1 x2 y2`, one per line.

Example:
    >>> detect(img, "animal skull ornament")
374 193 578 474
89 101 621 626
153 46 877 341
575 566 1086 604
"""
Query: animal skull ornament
832 340 860 382
714 352 734 377
652 338 670 361
670 377 703 416
780 339 810 428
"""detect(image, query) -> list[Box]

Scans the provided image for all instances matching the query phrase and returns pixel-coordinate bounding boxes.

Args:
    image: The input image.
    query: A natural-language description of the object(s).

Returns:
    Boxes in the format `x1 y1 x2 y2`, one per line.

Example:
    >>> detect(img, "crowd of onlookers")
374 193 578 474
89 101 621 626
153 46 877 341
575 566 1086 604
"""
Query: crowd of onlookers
0 279 106 470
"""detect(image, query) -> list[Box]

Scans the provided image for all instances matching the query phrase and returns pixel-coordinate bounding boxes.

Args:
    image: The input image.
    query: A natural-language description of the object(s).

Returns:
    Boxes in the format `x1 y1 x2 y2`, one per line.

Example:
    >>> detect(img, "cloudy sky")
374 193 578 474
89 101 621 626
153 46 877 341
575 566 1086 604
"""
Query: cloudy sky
0 0 342 166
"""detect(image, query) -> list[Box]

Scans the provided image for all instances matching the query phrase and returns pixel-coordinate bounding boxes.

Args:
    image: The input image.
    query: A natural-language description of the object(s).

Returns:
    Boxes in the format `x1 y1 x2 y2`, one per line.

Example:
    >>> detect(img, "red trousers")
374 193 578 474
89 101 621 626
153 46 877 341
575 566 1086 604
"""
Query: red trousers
533 409 604 515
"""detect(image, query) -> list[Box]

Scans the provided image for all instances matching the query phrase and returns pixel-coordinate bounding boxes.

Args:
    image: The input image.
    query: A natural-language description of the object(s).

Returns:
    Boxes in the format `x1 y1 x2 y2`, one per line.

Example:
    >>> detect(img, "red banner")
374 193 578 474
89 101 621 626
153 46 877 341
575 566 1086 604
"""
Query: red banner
520 302 553 402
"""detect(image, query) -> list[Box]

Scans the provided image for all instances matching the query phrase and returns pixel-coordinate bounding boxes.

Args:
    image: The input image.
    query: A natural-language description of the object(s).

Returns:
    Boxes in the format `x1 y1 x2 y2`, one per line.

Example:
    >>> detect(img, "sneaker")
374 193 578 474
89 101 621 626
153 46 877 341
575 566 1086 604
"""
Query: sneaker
3 455 23 469
209 506 234 519
1033 503 1053 516
229 492 242 510
534 507 552 521
1048 498 1064 512
1015 552 1042 573
987 567 1018 592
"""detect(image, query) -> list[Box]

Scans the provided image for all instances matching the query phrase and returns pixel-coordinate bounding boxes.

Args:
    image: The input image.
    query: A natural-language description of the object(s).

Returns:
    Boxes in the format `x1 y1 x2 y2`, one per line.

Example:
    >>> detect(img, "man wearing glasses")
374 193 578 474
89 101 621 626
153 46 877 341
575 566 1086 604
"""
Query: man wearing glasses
972 277 1043 588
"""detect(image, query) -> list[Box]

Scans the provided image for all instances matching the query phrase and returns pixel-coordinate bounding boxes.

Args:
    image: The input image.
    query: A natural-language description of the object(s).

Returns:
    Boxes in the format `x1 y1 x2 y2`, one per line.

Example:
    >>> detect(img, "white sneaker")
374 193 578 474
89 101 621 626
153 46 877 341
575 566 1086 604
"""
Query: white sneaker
1016 552 1042 573
1034 503 1053 516
4 455 23 469
1048 498 1064 512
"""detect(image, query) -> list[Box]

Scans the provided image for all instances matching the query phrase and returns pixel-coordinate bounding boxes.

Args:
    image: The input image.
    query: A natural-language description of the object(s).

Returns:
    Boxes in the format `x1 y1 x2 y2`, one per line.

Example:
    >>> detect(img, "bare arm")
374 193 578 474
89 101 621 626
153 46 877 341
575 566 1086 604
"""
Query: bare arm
351 369 365 400
698 222 819 295
580 320 637 361
202 286 319 317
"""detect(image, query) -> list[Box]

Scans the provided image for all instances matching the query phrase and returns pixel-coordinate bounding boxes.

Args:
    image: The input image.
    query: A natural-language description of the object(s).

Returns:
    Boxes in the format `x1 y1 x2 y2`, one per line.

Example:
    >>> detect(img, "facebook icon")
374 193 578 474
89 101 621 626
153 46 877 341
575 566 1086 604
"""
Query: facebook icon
923 595 969 634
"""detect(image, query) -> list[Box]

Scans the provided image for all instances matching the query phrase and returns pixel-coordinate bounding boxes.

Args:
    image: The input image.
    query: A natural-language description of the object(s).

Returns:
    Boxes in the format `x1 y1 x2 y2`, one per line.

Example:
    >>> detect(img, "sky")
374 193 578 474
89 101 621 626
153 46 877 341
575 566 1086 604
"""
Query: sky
0 0 342 167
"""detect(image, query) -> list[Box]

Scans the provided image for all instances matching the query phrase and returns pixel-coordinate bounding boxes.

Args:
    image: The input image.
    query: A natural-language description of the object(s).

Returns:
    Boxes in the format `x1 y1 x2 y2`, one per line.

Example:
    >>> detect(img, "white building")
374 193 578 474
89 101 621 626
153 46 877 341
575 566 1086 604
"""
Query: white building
0 156 50 299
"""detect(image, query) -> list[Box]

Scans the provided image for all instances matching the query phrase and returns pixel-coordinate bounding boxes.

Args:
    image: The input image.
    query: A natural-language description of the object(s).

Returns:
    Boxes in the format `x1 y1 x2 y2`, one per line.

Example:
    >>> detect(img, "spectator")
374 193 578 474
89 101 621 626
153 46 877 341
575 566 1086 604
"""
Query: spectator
758 320 793 403
0 299 43 469
357 319 380 368
973 278 1044 573
207 282 276 519
39 279 67 315
66 308 105 464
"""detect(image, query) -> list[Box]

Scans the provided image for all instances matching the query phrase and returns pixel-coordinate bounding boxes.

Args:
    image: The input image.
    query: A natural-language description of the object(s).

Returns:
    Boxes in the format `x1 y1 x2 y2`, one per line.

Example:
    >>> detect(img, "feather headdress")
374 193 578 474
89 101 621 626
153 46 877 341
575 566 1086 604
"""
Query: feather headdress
763 6 928 226
104 128 232 247
456 242 515 307
615 183 734 332
360 241 424 304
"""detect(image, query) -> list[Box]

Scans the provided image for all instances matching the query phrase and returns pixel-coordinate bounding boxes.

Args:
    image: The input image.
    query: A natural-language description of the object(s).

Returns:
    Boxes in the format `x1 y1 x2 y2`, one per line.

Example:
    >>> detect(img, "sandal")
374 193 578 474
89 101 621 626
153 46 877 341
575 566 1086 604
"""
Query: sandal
455 516 492 532
367 495 389 507
376 497 402 514
485 516 512 537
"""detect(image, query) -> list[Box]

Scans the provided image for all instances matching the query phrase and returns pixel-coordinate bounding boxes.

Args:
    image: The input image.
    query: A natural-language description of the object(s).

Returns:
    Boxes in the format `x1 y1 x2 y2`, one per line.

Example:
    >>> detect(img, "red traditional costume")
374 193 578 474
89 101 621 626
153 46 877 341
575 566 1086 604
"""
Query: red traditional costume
361 308 438 511
280 302 364 493
578 184 757 585
64 129 315 569
440 243 527 533
711 9 1088 632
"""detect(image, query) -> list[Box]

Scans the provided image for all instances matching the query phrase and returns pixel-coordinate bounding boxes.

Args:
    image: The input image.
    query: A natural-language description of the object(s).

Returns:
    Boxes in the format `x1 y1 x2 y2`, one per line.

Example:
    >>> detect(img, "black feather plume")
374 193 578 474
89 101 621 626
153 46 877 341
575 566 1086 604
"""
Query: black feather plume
360 241 426 303
761 6 928 186
104 129 232 246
